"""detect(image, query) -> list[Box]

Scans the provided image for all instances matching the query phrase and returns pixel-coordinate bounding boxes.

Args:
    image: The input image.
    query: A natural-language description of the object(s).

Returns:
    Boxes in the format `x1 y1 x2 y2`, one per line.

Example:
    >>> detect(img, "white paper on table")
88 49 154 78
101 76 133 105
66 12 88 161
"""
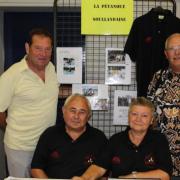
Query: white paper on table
4 177 69 180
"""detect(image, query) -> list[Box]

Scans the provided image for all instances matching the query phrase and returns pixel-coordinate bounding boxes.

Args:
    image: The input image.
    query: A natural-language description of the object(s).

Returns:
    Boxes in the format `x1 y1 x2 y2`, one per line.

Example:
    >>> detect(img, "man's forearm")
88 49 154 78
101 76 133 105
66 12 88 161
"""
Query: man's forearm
81 165 106 180
72 165 106 180
31 168 48 179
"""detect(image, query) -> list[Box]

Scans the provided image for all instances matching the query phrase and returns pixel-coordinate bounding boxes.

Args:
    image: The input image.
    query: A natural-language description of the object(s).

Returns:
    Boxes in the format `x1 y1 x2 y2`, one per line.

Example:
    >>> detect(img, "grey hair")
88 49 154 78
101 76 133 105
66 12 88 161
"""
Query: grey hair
63 93 92 115
128 97 155 116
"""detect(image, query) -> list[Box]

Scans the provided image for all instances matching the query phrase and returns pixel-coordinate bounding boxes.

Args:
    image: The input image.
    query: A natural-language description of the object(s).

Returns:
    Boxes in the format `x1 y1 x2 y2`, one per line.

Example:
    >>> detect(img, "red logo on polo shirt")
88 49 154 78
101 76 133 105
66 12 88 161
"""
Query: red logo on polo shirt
112 156 121 165
84 154 95 166
144 153 155 166
144 36 152 44
50 150 61 159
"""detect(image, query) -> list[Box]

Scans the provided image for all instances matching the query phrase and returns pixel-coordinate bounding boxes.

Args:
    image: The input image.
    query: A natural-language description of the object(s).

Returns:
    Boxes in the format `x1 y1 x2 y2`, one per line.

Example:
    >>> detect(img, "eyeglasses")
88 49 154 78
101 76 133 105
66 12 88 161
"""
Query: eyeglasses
166 45 180 53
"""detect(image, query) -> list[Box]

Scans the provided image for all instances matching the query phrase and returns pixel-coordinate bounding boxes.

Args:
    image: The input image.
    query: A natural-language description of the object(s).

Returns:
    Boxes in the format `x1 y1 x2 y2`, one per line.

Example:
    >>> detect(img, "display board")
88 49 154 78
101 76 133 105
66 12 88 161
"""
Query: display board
54 0 175 138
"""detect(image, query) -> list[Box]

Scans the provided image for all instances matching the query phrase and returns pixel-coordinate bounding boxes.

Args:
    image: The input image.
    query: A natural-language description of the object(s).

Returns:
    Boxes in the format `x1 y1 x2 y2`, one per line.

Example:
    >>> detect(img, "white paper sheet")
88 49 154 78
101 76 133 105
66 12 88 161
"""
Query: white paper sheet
56 47 82 84
72 84 109 110
113 90 137 125
105 48 131 85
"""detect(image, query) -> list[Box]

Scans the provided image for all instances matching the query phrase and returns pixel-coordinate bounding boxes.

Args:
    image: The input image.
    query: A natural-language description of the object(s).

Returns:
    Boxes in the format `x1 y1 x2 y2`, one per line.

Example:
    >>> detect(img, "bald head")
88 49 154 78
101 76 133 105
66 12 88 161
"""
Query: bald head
165 33 180 50
164 33 180 73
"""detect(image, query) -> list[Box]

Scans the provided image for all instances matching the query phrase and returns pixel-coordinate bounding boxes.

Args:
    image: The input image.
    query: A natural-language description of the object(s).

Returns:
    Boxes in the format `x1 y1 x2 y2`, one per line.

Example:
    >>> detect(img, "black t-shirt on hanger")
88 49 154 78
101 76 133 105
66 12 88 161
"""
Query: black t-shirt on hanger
124 8 180 96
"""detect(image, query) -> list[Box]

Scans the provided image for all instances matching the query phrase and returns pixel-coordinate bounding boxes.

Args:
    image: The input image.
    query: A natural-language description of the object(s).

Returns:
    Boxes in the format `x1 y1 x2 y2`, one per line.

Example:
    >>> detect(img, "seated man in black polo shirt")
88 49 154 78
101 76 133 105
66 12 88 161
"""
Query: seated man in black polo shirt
73 97 172 180
31 93 108 179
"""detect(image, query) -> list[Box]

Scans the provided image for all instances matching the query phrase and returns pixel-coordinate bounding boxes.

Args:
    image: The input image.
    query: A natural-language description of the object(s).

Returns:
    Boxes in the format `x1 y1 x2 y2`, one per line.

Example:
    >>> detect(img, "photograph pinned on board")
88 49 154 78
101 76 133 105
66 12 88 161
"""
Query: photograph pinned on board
105 48 131 85
113 90 137 125
107 49 126 64
82 86 98 97
93 98 108 111
63 57 75 74
56 47 82 84
107 66 126 83
72 84 109 111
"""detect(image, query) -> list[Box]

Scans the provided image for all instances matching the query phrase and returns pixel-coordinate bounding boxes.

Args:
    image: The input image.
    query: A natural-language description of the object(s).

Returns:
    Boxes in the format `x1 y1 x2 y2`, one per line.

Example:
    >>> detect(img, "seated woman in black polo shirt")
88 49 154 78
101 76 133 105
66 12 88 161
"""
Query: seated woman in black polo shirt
73 97 172 180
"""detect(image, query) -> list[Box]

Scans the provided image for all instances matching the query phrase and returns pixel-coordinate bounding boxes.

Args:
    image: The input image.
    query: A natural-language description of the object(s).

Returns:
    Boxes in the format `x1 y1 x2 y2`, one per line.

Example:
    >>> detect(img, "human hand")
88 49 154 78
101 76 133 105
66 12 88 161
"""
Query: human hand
72 176 85 180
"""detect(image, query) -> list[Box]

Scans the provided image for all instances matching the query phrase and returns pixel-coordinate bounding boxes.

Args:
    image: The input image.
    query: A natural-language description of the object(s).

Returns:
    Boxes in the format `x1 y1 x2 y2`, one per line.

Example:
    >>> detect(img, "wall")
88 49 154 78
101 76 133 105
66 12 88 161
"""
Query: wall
0 0 53 7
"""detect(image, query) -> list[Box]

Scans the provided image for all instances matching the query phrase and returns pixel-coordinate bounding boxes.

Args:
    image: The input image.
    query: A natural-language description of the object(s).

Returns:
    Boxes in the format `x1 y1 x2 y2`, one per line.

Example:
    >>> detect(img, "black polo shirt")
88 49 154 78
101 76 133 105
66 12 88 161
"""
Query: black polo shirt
31 124 108 178
124 8 180 96
95 127 172 178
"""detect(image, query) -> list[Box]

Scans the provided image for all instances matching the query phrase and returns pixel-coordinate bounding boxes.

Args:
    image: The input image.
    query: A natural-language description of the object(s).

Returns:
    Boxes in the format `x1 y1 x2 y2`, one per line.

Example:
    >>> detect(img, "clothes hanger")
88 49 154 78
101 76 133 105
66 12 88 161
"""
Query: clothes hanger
153 6 169 20
153 6 168 15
